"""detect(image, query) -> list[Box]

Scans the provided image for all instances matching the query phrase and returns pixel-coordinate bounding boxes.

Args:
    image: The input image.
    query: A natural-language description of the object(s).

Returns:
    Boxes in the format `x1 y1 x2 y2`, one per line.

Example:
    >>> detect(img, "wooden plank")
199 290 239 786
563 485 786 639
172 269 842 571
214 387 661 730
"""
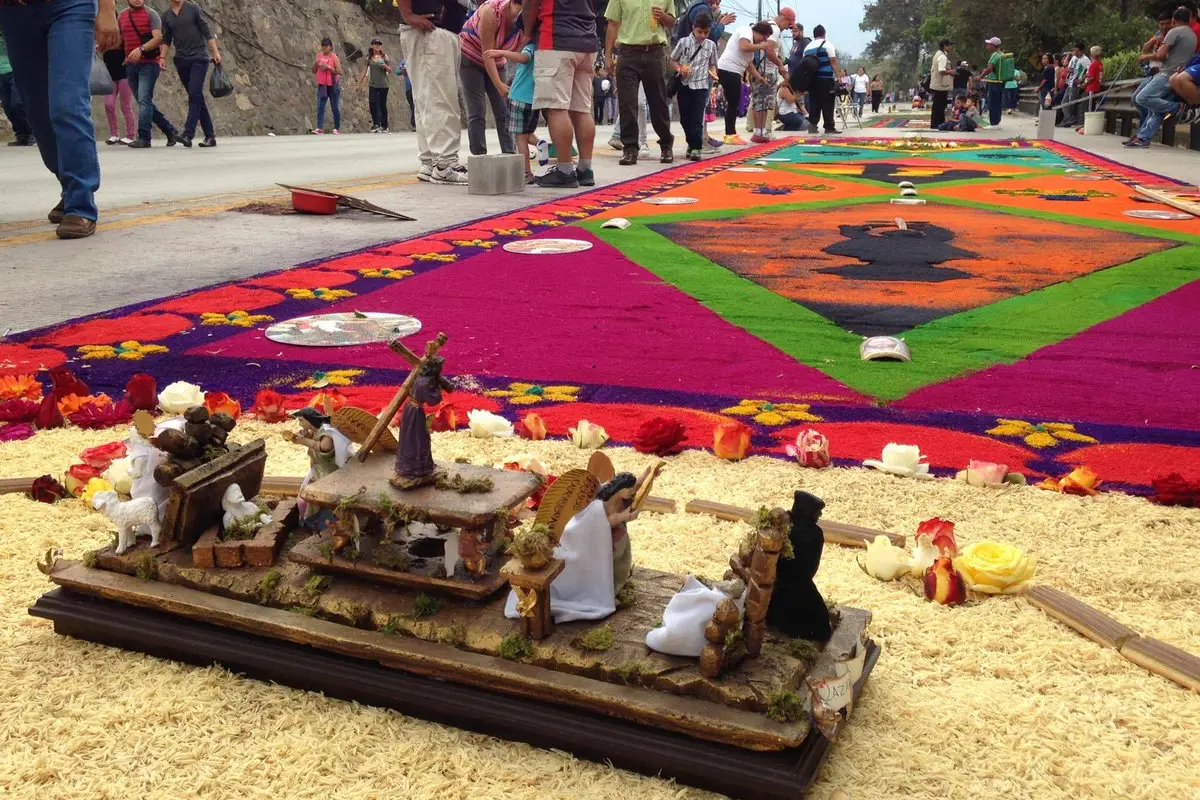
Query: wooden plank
1120 637 1200 693
260 476 304 496
301 454 539 529
289 533 510 601
1135 184 1200 217
164 439 268 546
641 496 676 515
0 477 34 495
47 563 812 751
29 588 881 800
684 500 906 547
1026 585 1139 650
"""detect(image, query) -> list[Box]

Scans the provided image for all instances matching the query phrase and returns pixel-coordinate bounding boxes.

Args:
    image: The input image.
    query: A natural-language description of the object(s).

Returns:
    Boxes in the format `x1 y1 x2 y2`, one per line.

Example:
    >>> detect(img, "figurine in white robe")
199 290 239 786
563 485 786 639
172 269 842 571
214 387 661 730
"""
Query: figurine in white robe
645 577 746 657
127 418 186 520
505 499 616 623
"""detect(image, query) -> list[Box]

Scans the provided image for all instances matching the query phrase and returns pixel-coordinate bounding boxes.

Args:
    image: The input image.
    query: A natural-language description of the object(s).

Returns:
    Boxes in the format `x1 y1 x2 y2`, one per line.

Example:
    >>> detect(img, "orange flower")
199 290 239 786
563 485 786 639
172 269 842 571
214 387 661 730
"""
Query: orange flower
251 389 288 422
308 389 347 414
0 374 42 402
56 393 111 418
428 401 459 432
923 557 967 605
1036 466 1102 496
204 391 242 419
917 517 957 557
713 420 752 461
516 412 547 440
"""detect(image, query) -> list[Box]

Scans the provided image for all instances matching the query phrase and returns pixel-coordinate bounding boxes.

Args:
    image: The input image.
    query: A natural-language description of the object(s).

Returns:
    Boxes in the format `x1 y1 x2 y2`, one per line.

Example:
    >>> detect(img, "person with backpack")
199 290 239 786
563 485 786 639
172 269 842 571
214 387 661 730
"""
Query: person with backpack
792 24 842 134
669 12 717 160
977 36 1006 127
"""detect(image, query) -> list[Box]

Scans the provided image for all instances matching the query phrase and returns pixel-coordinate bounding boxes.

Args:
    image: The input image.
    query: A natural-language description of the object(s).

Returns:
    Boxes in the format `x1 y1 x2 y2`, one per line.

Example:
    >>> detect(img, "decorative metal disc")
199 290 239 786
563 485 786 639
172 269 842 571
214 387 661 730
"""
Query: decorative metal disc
641 196 699 205
264 312 422 347
728 167 768 173
1123 209 1193 220
502 238 594 254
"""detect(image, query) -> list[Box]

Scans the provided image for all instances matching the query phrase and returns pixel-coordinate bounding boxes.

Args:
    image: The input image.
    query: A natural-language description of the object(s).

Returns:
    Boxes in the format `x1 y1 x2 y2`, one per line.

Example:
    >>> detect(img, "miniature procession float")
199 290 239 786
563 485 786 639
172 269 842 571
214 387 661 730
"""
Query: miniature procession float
30 333 878 799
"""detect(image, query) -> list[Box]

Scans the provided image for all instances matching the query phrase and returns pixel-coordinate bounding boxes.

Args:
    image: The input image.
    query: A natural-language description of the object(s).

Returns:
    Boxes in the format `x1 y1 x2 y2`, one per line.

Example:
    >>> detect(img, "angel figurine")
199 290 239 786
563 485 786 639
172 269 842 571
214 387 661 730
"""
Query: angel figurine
284 406 353 526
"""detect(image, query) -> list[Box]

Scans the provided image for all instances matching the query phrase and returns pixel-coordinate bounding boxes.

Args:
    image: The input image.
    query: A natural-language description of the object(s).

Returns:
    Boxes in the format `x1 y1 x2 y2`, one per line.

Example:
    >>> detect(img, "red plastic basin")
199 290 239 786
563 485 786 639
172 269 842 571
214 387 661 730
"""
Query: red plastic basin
290 188 338 215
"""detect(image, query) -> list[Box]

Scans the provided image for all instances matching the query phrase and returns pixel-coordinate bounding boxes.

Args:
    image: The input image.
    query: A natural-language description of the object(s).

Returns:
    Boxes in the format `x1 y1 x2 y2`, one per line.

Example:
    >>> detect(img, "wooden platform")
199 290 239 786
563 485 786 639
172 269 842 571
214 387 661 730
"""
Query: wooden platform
29 585 879 799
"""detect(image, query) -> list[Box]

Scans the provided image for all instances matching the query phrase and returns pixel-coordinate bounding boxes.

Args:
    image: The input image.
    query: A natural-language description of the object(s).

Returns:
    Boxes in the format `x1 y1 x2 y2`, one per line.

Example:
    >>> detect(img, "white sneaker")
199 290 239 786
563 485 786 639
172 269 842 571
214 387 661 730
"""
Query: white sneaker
119 137 134 145
431 164 468 185
638 147 650 158
418 164 434 182
106 136 120 145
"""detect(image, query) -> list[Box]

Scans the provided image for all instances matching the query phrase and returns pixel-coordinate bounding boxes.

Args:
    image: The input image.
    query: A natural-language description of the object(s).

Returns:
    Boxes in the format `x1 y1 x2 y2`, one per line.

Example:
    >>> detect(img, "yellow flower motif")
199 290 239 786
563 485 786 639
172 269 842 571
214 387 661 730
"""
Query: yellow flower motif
286 287 356 302
295 369 365 389
485 382 580 406
721 399 822 426
451 239 499 248
358 267 415 279
525 219 565 227
986 419 1098 449
409 252 458 263
200 310 274 328
77 340 169 361
496 228 533 237
554 210 589 218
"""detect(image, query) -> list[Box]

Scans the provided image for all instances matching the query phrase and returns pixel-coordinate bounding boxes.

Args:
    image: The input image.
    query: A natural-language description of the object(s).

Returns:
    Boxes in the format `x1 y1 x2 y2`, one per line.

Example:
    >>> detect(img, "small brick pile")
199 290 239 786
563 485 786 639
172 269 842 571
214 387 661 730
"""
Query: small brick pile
193 498 299 569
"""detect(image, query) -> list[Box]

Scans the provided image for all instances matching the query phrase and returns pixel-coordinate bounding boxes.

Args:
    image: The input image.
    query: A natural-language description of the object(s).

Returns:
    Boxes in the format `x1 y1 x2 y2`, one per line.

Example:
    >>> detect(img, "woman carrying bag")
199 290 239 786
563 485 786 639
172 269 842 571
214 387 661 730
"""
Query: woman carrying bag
162 0 221 148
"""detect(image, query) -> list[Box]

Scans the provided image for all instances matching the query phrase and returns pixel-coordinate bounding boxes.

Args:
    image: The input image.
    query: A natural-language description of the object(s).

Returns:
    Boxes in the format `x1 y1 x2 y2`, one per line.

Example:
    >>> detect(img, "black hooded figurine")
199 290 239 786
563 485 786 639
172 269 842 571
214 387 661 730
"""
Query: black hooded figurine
766 490 833 642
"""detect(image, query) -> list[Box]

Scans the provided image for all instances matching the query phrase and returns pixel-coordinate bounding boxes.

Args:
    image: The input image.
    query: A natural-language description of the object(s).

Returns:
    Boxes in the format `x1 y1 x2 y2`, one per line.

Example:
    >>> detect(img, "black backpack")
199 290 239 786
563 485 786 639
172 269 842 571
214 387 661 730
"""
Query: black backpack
672 0 709 45
789 39 824 93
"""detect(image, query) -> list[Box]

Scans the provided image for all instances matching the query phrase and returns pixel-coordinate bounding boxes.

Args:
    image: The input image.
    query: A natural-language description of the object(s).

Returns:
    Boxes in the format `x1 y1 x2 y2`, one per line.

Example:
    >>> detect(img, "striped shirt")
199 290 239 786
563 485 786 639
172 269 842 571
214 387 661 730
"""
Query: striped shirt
671 33 716 90
459 0 521 68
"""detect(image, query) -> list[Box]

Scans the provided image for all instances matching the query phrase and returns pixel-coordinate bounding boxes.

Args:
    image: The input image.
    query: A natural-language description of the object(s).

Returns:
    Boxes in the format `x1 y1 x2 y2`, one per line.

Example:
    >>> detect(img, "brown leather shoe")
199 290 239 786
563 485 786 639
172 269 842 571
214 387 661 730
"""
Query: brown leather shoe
48 200 65 224
56 215 96 239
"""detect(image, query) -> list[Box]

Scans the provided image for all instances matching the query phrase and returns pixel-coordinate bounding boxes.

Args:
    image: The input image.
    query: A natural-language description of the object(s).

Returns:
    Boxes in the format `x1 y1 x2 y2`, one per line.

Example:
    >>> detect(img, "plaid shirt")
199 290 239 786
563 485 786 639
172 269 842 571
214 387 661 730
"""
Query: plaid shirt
671 34 717 90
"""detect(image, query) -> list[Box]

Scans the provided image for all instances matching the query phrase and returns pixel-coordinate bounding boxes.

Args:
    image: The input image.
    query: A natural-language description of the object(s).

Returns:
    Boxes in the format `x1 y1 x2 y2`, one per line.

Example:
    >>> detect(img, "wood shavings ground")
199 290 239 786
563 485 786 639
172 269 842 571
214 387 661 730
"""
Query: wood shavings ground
1 426 1199 799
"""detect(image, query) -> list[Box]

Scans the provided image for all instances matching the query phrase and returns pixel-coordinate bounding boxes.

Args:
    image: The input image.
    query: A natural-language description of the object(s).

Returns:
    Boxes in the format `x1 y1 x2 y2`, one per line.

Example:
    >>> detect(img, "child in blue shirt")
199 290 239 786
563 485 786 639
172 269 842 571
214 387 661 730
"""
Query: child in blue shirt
486 42 537 183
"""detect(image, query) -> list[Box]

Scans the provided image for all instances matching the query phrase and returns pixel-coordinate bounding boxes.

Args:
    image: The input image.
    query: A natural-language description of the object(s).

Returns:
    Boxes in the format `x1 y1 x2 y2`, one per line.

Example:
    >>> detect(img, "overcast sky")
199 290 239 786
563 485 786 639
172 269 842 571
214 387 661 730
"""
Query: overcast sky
719 0 871 57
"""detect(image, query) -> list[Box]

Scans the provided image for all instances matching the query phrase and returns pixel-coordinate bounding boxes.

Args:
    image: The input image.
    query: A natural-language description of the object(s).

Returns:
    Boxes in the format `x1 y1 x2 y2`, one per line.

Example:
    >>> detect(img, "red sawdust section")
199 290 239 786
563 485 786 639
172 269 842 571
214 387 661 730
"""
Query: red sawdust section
661 204 1173 320
927 174 1200 233
591 170 893 221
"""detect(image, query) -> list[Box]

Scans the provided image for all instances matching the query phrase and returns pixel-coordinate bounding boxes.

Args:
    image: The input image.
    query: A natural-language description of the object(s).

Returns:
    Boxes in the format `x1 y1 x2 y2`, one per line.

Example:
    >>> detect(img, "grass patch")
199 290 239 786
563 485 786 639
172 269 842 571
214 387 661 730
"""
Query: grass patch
437 623 467 647
255 570 281 604
344 602 372 629
380 615 404 636
286 605 318 617
576 624 615 652
653 616 664 628
219 516 260 542
616 582 637 609
372 546 410 571
766 689 806 723
316 541 336 562
786 638 821 662
411 592 443 619
724 628 749 660
498 633 534 661
304 575 332 599
614 660 645 685
82 550 98 569
134 553 158 582
334 486 366 519
434 471 494 494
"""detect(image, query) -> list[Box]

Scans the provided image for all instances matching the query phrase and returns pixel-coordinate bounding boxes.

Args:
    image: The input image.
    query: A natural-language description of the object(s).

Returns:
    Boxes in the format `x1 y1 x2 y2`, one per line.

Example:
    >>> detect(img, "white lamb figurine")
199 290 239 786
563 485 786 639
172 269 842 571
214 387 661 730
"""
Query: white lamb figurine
92 490 161 555
222 484 271 533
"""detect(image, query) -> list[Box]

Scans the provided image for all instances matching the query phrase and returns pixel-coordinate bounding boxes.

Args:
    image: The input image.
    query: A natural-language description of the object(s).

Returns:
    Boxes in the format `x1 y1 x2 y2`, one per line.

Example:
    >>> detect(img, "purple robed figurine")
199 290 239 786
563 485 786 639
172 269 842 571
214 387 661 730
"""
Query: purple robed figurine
391 355 454 489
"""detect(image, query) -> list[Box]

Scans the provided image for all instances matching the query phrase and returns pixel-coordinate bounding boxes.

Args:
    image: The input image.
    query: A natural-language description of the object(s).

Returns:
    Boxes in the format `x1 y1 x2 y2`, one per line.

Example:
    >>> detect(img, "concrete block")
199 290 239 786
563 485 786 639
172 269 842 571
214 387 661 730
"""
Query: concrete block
468 154 526 196
1037 107 1057 140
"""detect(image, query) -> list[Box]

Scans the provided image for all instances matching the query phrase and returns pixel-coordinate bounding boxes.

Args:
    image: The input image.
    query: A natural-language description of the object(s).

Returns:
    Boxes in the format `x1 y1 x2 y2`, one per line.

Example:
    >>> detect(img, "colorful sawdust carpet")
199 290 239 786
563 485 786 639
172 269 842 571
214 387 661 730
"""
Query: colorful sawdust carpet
865 114 931 129
5 138 1198 493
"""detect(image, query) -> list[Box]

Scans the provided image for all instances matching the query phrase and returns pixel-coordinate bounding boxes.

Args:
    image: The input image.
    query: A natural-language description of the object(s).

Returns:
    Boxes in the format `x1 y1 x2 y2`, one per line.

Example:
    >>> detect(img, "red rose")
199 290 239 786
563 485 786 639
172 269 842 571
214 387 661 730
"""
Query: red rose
634 417 688 456
528 473 558 510
251 389 289 422
69 399 134 430
924 557 967 605
1150 473 1200 507
917 517 957 557
204 391 242 419
80 441 128 470
124 373 158 411
30 474 66 504
0 398 40 423
64 463 102 496
48 366 88 401
34 394 64 430
428 401 459 432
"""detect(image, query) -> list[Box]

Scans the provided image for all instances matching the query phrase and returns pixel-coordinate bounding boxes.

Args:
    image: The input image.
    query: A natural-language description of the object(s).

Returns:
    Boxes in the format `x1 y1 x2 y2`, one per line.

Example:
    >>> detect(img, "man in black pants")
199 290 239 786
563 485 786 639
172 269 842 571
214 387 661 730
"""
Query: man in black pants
604 0 676 165
929 38 953 129
714 19 773 144
803 25 841 134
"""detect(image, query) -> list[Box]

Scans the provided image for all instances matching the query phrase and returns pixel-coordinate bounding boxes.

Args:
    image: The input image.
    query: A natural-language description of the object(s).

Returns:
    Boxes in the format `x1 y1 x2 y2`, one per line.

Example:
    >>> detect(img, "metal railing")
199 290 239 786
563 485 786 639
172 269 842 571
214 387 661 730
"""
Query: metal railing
1019 78 1198 148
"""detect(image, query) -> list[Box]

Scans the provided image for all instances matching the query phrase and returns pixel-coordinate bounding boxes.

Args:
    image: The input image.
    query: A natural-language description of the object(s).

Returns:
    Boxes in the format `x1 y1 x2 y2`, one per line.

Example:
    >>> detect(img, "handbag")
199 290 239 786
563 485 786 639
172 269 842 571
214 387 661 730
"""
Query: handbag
90 51 114 96
209 63 234 98
666 71 683 98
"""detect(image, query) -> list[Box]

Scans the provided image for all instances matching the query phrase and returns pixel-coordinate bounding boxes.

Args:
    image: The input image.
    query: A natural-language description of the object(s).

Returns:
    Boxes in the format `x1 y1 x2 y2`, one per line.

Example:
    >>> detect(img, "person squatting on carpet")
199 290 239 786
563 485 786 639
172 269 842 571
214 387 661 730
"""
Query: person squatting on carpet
0 0 118 238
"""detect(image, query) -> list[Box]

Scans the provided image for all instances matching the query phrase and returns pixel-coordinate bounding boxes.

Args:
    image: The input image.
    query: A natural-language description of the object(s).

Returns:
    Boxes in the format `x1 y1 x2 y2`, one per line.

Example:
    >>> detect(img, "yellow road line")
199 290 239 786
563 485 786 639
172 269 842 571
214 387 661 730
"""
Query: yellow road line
0 175 419 246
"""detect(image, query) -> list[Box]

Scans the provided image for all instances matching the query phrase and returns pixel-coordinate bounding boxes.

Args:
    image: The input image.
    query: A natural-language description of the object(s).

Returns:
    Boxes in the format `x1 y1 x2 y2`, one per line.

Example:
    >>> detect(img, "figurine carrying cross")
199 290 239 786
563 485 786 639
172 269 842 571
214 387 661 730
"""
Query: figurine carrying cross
357 332 452 490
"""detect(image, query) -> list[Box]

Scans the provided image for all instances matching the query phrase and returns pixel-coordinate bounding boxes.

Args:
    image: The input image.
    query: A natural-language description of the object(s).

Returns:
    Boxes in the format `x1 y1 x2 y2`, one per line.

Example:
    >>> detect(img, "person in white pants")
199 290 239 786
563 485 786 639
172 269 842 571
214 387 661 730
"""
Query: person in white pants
399 0 468 185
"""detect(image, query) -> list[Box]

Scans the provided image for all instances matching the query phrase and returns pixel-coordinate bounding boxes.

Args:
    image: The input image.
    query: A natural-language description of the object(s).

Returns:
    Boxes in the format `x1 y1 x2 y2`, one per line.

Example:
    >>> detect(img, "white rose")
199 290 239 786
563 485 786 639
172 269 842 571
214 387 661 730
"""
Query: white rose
102 456 134 495
157 381 204 414
864 535 909 581
467 409 514 439
569 420 608 449
863 442 933 479
908 533 938 577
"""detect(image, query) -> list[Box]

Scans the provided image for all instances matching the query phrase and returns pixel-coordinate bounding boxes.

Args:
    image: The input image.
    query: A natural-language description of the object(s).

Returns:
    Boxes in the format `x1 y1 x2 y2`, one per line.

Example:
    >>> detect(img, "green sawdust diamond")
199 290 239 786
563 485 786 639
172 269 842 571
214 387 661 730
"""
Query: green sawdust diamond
601 202 1192 401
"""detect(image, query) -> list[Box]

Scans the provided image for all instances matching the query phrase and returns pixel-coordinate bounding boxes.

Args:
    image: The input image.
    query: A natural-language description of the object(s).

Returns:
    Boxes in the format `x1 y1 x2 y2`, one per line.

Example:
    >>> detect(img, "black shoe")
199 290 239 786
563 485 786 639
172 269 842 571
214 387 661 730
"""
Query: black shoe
7 136 34 146
198 137 217 148
807 125 819 134
127 139 151 148
48 200 65 224
660 146 674 164
823 129 840 135
619 148 638 166
535 168 579 188
178 135 193 148
166 131 179 147
577 167 595 187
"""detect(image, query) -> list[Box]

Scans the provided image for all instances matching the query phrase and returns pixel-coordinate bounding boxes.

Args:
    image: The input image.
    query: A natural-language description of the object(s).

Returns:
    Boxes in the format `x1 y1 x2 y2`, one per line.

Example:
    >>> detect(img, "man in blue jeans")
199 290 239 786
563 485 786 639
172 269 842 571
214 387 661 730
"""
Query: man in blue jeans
118 0 180 148
976 36 1005 128
1125 7 1197 148
0 0 117 238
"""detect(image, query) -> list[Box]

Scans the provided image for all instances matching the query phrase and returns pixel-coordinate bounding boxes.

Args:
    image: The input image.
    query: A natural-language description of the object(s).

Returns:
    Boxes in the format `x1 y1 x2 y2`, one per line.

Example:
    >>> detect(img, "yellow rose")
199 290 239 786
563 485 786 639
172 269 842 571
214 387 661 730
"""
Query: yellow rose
953 541 1036 595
